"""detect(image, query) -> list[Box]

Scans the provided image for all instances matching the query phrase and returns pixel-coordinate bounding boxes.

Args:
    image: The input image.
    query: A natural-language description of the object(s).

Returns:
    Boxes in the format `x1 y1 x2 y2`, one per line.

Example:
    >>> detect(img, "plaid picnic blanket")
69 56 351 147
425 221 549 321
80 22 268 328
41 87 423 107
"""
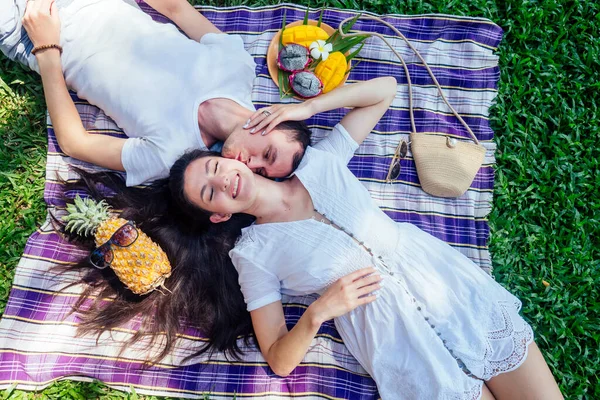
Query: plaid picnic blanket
0 2 503 398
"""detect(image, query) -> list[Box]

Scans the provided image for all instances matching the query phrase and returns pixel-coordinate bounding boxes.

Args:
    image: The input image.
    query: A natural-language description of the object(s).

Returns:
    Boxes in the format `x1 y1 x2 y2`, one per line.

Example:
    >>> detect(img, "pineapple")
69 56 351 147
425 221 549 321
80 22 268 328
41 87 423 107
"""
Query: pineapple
63 195 171 295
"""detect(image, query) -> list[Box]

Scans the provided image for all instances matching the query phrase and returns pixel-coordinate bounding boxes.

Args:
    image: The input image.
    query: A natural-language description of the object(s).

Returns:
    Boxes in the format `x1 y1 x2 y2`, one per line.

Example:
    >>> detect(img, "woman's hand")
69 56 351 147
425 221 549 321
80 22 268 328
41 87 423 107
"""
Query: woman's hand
244 102 316 136
22 0 61 50
311 267 382 323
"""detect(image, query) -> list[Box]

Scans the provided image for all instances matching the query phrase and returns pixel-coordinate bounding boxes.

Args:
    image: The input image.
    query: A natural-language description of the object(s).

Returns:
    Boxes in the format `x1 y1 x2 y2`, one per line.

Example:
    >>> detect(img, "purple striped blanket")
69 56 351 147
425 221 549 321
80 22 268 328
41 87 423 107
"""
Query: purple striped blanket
0 2 503 398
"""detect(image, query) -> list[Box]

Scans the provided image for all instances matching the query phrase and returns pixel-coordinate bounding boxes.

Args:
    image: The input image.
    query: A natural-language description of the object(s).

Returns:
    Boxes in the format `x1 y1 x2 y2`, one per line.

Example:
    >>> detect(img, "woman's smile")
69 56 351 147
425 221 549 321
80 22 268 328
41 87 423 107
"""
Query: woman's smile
232 174 240 198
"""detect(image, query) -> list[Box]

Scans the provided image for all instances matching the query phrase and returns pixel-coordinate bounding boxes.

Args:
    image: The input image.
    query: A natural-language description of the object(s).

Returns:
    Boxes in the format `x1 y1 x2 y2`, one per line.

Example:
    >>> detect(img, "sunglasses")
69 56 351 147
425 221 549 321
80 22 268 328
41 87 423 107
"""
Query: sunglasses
386 140 409 183
90 221 139 269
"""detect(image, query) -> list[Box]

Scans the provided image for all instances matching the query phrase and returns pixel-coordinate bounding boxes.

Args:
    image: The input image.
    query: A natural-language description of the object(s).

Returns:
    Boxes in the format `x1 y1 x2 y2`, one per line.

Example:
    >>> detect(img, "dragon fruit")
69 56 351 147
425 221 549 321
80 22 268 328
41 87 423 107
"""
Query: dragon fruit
277 44 311 72
289 71 323 98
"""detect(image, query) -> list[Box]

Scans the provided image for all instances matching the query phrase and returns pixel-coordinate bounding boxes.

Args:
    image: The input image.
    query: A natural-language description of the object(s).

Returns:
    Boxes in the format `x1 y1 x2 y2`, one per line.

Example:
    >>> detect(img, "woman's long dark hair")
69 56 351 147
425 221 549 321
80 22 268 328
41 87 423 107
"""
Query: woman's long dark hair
61 150 255 364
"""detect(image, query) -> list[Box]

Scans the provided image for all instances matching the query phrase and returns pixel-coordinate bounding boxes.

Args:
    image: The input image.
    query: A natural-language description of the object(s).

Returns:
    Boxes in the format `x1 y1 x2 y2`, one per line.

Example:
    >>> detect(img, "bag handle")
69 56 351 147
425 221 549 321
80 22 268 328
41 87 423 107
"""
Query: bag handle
338 15 480 145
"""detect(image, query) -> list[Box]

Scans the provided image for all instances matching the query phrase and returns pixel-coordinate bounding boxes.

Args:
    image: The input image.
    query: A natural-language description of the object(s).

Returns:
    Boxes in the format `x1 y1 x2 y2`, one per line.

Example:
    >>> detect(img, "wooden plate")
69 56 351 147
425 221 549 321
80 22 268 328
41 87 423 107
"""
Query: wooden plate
266 20 351 95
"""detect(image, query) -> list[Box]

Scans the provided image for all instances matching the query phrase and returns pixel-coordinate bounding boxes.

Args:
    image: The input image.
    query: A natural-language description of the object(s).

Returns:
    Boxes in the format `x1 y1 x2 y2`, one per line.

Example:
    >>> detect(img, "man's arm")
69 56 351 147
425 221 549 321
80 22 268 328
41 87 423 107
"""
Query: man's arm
23 0 125 170
144 0 222 41
308 76 397 146
36 51 126 170
245 76 397 146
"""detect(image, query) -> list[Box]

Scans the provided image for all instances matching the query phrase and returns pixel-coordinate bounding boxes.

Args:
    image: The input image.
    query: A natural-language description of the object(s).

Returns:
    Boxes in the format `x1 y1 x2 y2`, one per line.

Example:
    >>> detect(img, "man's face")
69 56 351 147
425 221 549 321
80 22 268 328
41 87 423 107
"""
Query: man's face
221 127 303 178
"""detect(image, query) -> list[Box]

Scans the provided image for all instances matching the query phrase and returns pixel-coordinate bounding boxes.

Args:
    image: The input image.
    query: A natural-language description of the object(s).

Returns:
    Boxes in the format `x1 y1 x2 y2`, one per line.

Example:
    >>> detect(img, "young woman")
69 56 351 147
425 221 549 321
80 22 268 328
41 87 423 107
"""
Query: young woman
167 97 564 400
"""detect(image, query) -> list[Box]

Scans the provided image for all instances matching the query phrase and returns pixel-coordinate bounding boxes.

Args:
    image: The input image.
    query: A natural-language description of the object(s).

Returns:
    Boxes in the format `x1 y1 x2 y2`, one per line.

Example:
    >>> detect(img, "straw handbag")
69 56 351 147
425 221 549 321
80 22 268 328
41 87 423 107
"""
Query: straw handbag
338 16 487 198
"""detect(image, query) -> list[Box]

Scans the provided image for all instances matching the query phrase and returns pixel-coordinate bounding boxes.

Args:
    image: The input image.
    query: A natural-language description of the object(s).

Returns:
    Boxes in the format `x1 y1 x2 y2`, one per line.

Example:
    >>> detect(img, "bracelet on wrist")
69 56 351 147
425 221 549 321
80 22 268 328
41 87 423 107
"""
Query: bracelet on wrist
31 44 63 56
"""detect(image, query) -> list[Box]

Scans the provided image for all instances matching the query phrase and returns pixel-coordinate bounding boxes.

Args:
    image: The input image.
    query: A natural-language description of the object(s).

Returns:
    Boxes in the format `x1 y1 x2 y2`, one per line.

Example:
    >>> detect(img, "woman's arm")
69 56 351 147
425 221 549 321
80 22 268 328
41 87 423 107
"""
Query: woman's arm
251 301 321 377
245 76 397 145
251 267 381 377
144 0 222 41
23 0 125 170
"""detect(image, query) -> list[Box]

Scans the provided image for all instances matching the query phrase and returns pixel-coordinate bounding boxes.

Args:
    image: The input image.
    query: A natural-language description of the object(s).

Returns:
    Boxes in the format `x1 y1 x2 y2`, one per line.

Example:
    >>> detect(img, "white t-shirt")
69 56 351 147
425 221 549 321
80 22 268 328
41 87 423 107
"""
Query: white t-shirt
58 0 256 185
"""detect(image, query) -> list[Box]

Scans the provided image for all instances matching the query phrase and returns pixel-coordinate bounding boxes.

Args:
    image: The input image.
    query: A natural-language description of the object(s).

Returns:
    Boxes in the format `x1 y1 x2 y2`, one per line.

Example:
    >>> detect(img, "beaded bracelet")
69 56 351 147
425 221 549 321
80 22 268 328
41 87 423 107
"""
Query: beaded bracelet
31 44 63 56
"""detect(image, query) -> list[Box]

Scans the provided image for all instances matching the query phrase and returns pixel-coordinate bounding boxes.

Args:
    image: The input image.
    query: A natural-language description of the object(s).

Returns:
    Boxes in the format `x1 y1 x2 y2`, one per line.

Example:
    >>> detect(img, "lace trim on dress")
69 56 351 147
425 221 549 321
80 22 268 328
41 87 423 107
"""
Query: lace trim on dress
444 379 483 400
465 381 484 400
482 300 534 381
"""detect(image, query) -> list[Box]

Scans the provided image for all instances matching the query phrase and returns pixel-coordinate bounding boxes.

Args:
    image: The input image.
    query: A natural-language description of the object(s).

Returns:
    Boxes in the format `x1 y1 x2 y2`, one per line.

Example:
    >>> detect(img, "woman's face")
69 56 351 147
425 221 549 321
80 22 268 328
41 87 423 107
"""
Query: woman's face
184 156 257 215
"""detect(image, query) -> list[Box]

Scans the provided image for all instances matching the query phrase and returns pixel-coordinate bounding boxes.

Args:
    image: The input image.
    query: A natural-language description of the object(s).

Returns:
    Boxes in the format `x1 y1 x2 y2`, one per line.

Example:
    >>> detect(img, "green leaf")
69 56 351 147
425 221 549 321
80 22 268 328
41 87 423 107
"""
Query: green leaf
342 13 362 34
278 68 285 99
0 76 14 97
303 6 309 25
346 58 362 75
278 68 291 100
2 383 17 399
332 35 369 54
128 386 139 400
277 9 287 99
317 8 324 27
345 42 365 62
68 389 85 400
279 9 287 47
282 73 291 95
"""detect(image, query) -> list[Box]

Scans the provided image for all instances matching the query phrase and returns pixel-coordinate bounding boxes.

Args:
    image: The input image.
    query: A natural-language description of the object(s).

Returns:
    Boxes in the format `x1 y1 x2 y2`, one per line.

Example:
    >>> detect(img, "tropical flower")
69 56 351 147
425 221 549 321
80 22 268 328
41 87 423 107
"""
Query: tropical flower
309 40 333 61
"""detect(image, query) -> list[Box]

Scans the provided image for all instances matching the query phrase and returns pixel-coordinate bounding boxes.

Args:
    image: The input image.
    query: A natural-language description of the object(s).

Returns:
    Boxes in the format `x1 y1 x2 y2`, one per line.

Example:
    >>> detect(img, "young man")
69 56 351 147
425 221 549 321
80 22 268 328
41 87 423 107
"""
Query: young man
1 0 310 185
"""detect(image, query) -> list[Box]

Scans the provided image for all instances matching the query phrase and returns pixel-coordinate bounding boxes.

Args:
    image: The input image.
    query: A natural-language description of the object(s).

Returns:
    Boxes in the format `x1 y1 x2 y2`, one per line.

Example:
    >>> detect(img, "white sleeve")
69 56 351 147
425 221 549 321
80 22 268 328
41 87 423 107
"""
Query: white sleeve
200 32 244 47
229 246 282 312
199 33 257 111
312 123 359 165
121 137 170 186
200 33 254 68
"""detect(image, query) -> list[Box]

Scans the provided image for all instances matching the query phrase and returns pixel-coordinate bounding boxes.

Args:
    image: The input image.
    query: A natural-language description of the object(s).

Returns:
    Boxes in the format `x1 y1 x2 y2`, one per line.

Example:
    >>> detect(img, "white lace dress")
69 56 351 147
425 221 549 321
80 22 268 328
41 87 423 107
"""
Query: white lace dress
229 124 534 400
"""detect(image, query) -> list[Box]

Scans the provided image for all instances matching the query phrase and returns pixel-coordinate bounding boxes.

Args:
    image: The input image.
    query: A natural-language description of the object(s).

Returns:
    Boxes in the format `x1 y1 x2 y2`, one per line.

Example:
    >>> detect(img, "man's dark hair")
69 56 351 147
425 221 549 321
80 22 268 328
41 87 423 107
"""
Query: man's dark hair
276 120 311 171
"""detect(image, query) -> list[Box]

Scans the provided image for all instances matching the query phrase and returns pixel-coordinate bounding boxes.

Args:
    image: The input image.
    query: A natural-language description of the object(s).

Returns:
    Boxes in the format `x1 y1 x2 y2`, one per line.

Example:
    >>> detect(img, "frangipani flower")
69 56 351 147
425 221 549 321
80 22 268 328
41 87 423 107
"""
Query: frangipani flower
309 40 333 61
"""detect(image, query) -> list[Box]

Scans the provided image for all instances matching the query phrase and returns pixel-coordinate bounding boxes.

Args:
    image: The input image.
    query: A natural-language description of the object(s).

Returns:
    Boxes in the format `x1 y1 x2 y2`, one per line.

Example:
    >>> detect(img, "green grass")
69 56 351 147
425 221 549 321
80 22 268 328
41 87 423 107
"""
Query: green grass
0 61 47 315
1 0 598 398
0 380 214 400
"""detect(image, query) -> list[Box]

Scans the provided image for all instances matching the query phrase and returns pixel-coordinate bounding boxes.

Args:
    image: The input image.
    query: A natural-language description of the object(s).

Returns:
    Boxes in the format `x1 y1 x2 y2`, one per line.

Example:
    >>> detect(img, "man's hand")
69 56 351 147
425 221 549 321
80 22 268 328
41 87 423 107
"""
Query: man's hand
245 77 397 145
22 0 60 49
244 102 316 136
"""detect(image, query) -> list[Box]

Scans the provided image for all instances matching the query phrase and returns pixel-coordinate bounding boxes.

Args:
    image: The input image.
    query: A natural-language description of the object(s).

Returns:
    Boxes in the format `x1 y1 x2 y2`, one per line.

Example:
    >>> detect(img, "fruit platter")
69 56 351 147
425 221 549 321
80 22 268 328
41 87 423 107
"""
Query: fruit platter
266 12 368 99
